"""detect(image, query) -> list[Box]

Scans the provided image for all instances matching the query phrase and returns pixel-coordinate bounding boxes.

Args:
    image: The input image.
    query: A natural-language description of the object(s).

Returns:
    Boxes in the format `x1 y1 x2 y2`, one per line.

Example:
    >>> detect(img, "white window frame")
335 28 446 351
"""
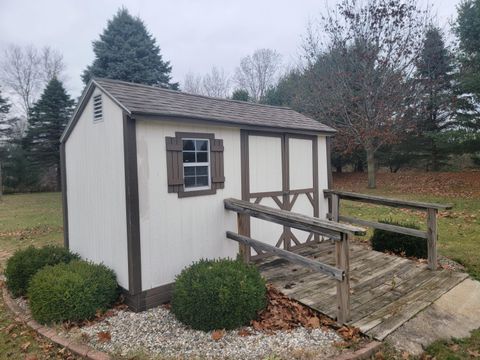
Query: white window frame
182 138 211 192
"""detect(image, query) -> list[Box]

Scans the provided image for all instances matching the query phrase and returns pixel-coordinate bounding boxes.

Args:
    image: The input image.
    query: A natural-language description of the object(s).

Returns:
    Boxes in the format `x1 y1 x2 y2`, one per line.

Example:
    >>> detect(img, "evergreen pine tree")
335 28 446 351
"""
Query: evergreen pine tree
82 8 178 89
455 0 480 98
453 0 480 161
414 27 454 171
24 78 74 190
231 89 250 102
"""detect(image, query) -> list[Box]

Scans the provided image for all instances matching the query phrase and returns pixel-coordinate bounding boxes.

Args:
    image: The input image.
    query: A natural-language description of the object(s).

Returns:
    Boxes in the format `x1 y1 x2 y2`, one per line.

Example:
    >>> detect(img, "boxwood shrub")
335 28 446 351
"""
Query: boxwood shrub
371 219 427 259
28 260 118 324
5 246 80 297
171 259 266 331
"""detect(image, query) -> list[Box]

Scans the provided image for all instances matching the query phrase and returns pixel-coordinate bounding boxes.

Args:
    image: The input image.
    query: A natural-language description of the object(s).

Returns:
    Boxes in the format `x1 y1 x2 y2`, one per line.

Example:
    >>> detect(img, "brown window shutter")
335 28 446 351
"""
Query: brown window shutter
211 138 225 189
165 136 183 193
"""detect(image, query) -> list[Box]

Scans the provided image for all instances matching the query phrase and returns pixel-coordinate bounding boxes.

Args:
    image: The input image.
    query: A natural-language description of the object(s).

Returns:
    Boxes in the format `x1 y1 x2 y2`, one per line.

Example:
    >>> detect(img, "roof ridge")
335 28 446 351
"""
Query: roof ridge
93 77 294 111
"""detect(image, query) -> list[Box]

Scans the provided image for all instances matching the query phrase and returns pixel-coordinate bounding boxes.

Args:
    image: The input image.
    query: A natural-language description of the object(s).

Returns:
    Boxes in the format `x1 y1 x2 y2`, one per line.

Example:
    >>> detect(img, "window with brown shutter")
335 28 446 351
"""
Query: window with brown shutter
166 132 225 197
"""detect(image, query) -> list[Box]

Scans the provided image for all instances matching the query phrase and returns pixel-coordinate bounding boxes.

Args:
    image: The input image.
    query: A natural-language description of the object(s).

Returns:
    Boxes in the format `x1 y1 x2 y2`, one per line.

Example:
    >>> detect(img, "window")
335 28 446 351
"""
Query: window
93 94 103 122
165 132 225 197
183 139 210 190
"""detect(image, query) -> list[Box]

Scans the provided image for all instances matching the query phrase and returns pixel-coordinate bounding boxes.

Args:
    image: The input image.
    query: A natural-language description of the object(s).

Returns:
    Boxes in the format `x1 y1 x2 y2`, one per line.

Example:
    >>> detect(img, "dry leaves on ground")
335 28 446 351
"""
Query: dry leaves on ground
333 171 480 199
96 331 111 343
211 329 225 341
62 301 128 330
251 284 335 332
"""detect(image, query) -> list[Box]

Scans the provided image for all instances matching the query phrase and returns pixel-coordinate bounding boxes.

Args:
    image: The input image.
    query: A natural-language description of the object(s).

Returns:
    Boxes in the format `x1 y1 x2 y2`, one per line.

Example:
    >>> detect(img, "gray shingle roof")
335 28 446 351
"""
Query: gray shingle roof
94 78 335 133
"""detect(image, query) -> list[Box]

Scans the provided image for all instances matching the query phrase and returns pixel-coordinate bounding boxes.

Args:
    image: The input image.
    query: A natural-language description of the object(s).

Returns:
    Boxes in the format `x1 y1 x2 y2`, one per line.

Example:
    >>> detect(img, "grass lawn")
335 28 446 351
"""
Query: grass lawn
333 172 480 281
0 172 478 359
0 192 75 359
0 192 63 272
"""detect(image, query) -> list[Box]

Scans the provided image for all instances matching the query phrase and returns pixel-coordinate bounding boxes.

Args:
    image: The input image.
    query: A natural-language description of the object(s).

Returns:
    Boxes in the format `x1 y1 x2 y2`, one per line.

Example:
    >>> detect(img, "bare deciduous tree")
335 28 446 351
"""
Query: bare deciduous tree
302 0 429 188
1 44 65 118
234 49 282 102
202 67 230 98
183 67 230 98
183 72 203 95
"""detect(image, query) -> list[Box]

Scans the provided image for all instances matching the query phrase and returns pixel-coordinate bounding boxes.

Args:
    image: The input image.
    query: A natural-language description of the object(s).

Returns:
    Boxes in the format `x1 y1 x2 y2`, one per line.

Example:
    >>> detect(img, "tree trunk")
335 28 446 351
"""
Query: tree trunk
366 148 376 189
56 163 61 192
335 165 343 173
0 162 3 201
431 140 439 171
355 159 364 172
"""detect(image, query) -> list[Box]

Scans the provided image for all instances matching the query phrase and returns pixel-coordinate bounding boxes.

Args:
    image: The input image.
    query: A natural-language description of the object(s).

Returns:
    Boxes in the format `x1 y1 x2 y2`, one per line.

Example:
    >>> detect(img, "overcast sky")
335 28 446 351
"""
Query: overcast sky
0 0 462 99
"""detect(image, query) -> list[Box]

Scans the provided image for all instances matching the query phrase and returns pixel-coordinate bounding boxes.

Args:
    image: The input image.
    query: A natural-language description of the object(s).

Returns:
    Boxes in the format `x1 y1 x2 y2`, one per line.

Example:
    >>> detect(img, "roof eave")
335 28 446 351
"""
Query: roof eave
130 110 337 135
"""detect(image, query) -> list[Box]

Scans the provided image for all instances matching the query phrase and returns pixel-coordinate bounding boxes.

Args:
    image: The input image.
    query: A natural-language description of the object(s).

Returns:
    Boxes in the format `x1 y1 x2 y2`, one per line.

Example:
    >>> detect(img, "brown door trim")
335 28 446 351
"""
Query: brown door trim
60 143 69 249
123 113 142 295
240 131 320 253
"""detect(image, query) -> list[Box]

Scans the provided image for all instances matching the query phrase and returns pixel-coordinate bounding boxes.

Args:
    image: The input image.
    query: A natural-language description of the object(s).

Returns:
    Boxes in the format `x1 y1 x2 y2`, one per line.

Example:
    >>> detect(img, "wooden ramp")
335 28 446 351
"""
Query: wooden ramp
256 242 468 340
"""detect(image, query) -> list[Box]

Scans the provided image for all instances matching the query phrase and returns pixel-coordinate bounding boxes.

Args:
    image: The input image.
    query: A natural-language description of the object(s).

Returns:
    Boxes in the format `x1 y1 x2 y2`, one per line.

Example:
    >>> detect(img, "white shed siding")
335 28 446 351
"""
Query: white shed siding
317 135 330 220
65 89 129 289
248 135 283 193
135 119 241 290
289 137 315 242
289 137 314 190
248 135 284 251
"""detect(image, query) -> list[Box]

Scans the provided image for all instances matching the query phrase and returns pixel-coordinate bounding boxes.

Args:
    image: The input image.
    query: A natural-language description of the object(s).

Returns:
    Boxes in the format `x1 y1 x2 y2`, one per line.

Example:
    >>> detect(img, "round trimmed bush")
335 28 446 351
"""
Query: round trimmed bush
171 259 266 331
28 260 118 324
371 219 427 259
5 246 80 297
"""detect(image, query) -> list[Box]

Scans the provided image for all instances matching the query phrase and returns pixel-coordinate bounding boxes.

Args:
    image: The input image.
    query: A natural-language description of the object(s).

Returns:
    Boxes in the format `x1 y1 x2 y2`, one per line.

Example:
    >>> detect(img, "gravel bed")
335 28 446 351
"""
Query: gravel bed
66 306 342 359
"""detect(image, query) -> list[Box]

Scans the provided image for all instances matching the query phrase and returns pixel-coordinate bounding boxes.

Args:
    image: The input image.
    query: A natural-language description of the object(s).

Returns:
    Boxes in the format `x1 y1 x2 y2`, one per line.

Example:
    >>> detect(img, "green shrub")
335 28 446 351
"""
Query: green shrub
371 219 427 259
5 246 80 297
171 258 267 331
28 260 118 324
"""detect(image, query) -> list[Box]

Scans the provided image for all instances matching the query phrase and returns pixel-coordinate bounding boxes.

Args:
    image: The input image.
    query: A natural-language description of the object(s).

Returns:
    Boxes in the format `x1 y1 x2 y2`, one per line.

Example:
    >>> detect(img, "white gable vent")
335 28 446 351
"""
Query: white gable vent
93 94 103 122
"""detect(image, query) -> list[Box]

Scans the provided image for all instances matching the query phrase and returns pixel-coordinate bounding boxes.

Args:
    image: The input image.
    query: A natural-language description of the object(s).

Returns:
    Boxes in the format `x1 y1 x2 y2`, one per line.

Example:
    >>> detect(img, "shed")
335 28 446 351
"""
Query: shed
60 78 336 311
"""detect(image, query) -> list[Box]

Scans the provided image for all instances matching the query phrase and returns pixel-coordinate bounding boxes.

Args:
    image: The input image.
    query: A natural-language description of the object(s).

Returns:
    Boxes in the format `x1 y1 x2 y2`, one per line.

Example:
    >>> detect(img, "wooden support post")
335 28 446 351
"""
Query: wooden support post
237 213 251 263
427 208 438 270
336 233 350 324
331 193 340 222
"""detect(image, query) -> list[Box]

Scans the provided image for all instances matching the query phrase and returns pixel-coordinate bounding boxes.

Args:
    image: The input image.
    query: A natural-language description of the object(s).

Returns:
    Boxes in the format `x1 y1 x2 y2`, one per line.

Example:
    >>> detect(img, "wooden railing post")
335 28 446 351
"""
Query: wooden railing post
336 232 350 324
331 193 340 222
426 208 438 270
237 213 251 263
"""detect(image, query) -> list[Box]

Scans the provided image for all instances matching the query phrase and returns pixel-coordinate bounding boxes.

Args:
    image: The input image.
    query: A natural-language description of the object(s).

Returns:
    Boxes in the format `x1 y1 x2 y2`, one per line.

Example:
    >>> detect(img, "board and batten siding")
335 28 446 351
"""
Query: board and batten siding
317 135 329 219
65 89 129 289
248 135 284 249
135 119 241 290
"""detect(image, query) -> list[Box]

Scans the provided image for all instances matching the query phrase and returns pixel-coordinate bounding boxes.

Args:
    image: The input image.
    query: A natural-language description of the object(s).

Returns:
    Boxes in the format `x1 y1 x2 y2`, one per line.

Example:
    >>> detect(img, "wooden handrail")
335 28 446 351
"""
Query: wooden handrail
324 190 452 211
326 214 428 239
224 198 366 238
226 231 344 280
224 197 358 324
324 190 451 271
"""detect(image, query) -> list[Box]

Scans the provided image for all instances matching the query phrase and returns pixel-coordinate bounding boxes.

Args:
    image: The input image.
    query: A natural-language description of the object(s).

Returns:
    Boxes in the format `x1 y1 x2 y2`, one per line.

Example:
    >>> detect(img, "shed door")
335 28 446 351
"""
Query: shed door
241 131 319 257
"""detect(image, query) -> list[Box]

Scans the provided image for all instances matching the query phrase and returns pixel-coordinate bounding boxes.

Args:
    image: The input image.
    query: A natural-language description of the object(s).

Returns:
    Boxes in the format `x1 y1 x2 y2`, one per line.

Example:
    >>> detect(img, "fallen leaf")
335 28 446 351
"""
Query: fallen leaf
211 329 225 341
5 324 15 334
468 349 480 358
25 355 38 360
238 328 251 337
97 331 111 343
375 351 385 360
402 351 410 359
21 342 30 352
449 344 460 352
307 316 320 329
